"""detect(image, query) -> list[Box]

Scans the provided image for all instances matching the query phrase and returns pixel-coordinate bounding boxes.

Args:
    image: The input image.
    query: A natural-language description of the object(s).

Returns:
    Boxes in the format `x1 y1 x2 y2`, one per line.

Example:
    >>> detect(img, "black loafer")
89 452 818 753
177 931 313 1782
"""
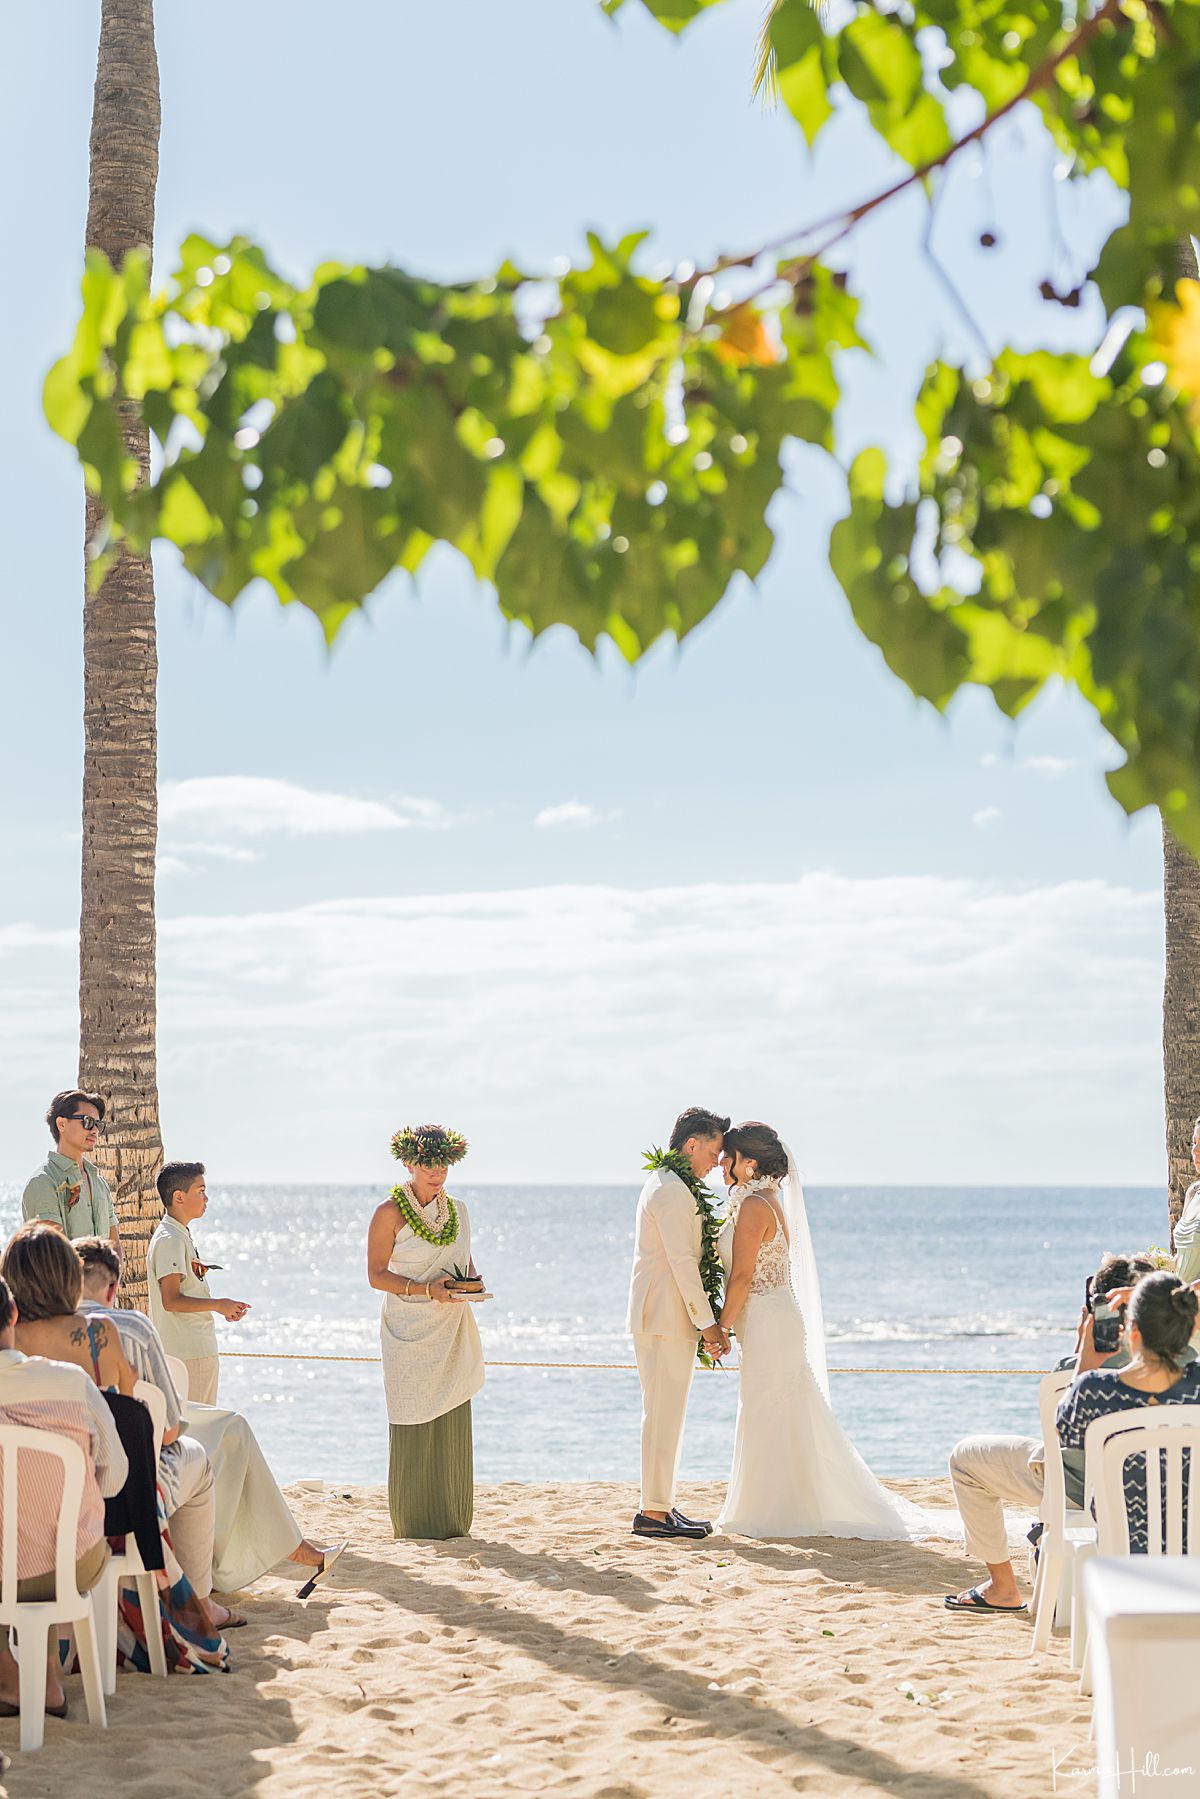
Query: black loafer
672 1508 714 1536
631 1511 708 1540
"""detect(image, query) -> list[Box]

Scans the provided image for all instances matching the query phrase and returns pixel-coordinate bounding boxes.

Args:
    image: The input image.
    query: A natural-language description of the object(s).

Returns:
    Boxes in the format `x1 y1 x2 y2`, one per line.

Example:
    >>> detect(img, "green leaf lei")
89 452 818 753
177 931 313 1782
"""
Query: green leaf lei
643 1146 725 1368
391 1183 460 1248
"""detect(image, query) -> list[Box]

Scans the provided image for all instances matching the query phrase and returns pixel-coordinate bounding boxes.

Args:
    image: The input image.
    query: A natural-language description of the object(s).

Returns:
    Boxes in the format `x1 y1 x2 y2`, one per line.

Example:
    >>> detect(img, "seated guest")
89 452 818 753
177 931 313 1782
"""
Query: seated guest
22 1089 121 1255
944 1252 1153 1613
77 1237 341 1594
1057 1270 1200 1550
147 1162 250 1405
4 1223 136 1398
1 1225 233 1667
74 1239 221 1616
0 1272 127 1718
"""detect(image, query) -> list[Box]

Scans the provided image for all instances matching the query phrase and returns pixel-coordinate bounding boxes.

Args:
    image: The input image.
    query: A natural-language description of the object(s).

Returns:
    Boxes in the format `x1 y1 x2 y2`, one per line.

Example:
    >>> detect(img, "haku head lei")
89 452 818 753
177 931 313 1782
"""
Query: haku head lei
390 1124 469 1169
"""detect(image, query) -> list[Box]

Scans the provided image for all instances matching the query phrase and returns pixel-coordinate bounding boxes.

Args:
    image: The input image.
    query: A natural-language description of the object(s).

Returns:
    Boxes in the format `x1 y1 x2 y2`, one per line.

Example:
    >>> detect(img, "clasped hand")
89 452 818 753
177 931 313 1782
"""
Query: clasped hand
702 1324 731 1360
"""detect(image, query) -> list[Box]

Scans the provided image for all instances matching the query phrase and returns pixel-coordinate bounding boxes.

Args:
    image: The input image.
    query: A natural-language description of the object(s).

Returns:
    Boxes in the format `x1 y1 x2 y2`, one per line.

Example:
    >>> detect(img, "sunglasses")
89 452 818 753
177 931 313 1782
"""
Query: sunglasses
68 1115 105 1134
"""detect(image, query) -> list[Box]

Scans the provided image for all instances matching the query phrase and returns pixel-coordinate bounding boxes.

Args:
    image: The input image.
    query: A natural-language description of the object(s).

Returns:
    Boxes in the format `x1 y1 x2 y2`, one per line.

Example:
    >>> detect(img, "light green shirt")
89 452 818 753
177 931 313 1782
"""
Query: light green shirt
22 1152 117 1241
146 1215 218 1363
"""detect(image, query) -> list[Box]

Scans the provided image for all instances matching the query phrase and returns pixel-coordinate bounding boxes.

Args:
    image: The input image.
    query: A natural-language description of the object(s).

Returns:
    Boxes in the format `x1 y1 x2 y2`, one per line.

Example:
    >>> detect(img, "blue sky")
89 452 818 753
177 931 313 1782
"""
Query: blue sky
0 0 1165 1185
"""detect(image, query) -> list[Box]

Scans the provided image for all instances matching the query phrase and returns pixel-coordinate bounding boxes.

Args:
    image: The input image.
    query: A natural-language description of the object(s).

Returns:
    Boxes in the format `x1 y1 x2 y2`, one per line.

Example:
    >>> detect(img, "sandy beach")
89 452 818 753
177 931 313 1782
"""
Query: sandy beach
0 1476 1096 1799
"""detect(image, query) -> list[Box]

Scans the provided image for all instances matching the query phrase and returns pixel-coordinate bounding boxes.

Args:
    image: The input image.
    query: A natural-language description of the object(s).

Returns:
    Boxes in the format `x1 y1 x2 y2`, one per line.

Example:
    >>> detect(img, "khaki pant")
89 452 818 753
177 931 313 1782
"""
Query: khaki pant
184 1356 219 1406
949 1434 1045 1564
17 1536 110 1603
633 1335 696 1513
164 1435 216 1597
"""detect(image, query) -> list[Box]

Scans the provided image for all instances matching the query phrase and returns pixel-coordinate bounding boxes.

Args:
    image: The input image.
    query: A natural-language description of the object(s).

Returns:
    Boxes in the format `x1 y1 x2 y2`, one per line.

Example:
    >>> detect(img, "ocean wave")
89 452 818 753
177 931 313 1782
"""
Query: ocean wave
825 1315 1067 1344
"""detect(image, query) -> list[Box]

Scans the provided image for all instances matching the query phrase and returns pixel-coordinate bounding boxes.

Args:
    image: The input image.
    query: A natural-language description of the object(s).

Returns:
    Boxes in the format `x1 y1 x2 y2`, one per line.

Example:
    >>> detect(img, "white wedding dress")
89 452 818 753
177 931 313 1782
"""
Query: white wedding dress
717 1173 932 1540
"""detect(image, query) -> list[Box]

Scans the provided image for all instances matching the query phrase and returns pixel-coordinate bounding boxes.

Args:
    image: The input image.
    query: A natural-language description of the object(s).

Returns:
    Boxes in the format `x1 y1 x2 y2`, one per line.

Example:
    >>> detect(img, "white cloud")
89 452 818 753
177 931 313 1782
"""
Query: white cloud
158 776 446 838
1024 755 1076 779
978 751 1077 779
973 807 1002 829
0 872 1162 1184
534 800 614 830
155 856 189 880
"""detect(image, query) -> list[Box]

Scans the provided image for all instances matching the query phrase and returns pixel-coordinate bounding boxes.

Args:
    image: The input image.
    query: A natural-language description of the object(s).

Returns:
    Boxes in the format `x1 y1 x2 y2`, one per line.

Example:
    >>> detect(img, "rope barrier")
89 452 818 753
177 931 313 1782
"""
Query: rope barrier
219 1351 1048 1375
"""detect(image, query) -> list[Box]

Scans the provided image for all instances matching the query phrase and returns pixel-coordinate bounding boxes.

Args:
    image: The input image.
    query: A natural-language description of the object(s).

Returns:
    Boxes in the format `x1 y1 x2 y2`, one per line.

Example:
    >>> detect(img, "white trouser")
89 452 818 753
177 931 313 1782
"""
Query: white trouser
633 1335 696 1513
948 1434 1045 1564
184 1355 220 1405
162 1435 216 1596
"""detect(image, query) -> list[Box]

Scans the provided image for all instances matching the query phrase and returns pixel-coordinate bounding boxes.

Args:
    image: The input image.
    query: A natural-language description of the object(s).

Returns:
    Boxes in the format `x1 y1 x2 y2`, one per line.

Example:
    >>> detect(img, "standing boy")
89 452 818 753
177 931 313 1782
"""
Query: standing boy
147 1161 251 1404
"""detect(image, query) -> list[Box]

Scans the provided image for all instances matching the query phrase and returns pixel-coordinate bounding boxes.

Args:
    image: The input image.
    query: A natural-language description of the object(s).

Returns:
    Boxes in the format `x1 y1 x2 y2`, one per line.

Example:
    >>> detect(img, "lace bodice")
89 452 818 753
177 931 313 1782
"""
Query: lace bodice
728 1180 791 1295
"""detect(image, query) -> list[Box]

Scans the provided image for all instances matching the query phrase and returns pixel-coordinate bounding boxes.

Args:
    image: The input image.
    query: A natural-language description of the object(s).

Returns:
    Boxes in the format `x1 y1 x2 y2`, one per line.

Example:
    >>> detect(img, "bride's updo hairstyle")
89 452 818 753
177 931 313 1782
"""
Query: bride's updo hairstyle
724 1121 788 1180
1129 1271 1199 1370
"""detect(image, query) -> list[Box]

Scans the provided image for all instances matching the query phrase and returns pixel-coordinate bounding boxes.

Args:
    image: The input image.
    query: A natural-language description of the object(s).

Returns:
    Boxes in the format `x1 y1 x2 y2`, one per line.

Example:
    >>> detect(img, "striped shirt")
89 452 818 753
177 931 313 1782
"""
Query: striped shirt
0 1349 127 1577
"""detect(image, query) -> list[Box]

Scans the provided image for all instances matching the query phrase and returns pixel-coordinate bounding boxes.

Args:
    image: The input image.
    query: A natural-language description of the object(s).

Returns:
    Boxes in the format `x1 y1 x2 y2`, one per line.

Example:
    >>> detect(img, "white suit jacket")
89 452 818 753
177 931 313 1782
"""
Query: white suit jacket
626 1167 716 1340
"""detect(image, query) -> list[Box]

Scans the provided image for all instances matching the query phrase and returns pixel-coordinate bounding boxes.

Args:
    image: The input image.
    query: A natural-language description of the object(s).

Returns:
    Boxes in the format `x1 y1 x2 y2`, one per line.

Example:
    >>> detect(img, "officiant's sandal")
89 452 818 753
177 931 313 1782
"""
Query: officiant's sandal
631 1511 708 1540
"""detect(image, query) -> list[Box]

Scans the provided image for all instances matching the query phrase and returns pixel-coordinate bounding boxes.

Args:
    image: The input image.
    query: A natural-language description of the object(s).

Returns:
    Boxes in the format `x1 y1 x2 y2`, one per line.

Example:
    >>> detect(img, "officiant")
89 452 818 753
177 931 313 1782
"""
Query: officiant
367 1124 485 1539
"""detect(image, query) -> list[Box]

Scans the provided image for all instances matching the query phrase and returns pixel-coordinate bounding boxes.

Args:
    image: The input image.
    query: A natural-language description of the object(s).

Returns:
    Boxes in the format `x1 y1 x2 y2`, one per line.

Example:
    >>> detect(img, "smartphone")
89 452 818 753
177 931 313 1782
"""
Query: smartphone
1092 1298 1123 1354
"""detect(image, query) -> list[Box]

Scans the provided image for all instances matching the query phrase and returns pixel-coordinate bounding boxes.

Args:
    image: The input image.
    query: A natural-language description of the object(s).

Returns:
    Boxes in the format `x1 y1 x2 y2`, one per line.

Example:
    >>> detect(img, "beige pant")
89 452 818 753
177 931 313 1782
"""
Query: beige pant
184 1356 219 1406
949 1434 1045 1564
633 1335 696 1513
164 1435 216 1597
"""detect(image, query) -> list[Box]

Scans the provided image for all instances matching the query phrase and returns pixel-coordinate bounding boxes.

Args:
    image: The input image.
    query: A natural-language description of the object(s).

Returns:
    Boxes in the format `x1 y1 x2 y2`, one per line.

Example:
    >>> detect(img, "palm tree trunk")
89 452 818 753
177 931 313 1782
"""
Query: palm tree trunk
81 0 162 1307
1161 233 1200 1247
1162 822 1200 1240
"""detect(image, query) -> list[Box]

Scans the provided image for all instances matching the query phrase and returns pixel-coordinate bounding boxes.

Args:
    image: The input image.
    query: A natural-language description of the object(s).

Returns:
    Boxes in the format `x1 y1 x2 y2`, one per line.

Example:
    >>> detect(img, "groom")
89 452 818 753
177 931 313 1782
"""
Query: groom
627 1106 730 1541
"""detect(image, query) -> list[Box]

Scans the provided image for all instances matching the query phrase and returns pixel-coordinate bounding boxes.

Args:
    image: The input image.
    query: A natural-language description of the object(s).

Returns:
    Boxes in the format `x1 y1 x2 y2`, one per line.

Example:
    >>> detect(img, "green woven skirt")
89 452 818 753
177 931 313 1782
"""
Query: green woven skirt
388 1400 474 1539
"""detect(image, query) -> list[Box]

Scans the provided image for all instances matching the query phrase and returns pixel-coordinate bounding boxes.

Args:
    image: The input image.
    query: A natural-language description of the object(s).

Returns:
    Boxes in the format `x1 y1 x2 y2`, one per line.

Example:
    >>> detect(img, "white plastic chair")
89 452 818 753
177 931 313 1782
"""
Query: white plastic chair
0 1423 107 1752
94 1382 169 1689
1073 1403 1200 1694
163 1356 191 1405
1030 1369 1093 1652
1090 1404 1200 1555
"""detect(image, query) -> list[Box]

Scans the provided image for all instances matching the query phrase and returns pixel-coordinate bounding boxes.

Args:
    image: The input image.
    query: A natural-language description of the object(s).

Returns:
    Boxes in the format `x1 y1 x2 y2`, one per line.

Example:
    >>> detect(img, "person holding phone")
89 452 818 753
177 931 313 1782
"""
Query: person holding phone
1056 1271 1200 1551
944 1252 1153 1613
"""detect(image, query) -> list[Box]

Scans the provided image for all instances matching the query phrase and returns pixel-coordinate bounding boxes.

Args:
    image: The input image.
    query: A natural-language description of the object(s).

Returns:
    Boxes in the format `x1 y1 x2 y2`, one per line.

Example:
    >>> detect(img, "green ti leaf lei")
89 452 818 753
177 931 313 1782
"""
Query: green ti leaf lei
391 1184 460 1248
643 1146 725 1368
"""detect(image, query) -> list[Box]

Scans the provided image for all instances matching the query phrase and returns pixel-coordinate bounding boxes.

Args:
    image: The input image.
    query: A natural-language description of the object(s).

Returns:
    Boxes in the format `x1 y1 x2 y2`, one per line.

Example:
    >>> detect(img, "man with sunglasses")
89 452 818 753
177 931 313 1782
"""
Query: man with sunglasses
21 1089 121 1255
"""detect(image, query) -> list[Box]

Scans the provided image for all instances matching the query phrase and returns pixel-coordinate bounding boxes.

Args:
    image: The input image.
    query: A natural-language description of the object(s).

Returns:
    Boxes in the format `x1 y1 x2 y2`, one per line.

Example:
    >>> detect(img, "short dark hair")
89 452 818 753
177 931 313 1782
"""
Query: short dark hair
1130 1270 1199 1369
669 1108 730 1152
46 1088 105 1145
0 1277 14 1334
1093 1252 1156 1300
156 1161 205 1211
76 1236 121 1287
723 1120 789 1180
2 1222 83 1321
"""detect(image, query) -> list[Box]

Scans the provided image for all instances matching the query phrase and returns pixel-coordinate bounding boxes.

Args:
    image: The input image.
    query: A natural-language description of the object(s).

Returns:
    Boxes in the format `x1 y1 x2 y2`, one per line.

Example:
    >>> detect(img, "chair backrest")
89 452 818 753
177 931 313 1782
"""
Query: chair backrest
132 1379 167 1462
163 1355 189 1404
1038 1367 1078 1531
0 1423 87 1617
1086 1404 1200 1556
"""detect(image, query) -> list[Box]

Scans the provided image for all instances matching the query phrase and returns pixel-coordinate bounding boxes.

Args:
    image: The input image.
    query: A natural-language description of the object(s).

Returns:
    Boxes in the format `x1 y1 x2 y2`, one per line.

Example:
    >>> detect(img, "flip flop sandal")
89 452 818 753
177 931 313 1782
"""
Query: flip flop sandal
0 1698 69 1718
212 1604 248 1629
297 1540 349 1600
944 1585 1027 1613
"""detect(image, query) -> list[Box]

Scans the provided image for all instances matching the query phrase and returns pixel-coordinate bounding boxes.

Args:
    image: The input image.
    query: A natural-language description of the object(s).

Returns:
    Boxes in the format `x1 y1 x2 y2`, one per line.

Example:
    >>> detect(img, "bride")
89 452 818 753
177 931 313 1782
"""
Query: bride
716 1120 928 1540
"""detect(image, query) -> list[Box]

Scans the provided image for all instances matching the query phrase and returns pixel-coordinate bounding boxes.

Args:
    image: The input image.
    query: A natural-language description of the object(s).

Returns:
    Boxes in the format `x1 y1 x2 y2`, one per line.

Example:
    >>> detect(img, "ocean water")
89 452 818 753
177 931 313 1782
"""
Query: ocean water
0 1182 1170 1488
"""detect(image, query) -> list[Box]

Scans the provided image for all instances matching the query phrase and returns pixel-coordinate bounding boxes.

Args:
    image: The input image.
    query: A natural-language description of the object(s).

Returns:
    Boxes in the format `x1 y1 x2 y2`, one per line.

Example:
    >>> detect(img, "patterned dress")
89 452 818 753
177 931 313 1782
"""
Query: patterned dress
1056 1364 1200 1552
